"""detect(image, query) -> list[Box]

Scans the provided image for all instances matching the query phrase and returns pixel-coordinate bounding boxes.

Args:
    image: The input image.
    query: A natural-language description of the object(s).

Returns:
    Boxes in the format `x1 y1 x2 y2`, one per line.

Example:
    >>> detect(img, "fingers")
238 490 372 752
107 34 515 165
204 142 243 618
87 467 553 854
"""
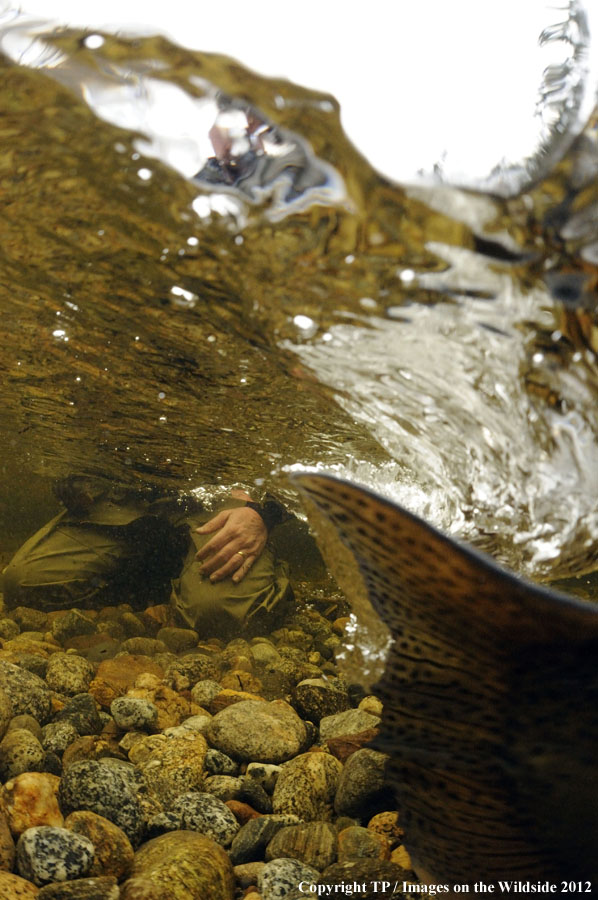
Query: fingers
207 552 256 584
196 510 230 535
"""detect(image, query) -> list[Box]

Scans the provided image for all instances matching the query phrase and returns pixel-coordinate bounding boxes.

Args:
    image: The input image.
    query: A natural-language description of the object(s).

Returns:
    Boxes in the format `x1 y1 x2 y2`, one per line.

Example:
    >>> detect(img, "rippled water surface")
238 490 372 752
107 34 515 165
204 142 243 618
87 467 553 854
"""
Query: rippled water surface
1 8 597 589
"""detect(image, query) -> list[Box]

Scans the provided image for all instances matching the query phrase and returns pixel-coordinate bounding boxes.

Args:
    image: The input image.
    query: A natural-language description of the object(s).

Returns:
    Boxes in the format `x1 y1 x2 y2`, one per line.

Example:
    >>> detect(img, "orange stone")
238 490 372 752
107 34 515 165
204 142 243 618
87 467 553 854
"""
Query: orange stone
89 655 164 709
2 772 63 836
326 727 380 762
225 800 262 825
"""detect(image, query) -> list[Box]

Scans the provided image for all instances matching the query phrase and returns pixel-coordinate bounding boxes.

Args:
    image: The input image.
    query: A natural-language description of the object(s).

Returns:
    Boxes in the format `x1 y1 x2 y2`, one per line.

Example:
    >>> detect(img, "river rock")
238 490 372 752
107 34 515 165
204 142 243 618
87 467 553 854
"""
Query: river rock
36 876 119 899
337 825 390 861
58 760 143 845
3 773 63 835
110 698 158 732
133 732 207 804
233 860 266 887
0 619 19 640
64 810 134 880
126 682 192 730
334 749 389 818
210 690 266 714
55 695 103 736
257 858 320 900
265 822 336 870
319 709 380 743
0 661 51 723
88 656 164 709
0 729 45 780
40 723 79 757
293 678 350 722
164 714 211 737
8 715 43 741
203 776 242 802
190 679 222 707
170 793 239 847
51 612 95 644
237 775 272 814
0 688 12 741
272 752 343 821
0 871 39 896
156 628 198 654
0 808 14 871
245 762 282 794
11 608 48 633
120 830 234 900
250 642 281 665
318 860 411 897
45 656 94 697
367 811 404 848
229 815 303 865
204 749 238 775
206 700 306 763
358 695 383 717
119 638 167 657
225 801 260 825
16 826 94 886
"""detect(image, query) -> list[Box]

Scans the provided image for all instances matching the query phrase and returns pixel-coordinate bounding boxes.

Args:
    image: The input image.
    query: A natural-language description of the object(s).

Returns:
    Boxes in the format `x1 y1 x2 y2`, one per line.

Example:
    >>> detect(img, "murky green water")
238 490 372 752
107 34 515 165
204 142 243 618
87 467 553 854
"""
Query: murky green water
1 13 597 588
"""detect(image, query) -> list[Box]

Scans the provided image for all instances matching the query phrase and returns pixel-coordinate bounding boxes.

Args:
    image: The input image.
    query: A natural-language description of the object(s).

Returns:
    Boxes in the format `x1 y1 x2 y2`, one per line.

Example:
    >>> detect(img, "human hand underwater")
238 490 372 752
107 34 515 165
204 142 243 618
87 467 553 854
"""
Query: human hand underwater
195 504 267 583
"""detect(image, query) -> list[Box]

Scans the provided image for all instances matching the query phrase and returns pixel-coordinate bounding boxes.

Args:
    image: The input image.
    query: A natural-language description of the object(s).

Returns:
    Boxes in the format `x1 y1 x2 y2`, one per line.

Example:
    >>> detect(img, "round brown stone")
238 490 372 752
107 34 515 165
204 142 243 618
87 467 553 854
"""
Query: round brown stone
0 870 39 896
121 830 234 900
65 810 134 880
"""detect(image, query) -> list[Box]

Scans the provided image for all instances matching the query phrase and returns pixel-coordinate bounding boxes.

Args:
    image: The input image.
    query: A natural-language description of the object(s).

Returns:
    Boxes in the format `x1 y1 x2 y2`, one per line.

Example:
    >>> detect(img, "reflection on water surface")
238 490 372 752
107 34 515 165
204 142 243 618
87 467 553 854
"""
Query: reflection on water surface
0 8 597 588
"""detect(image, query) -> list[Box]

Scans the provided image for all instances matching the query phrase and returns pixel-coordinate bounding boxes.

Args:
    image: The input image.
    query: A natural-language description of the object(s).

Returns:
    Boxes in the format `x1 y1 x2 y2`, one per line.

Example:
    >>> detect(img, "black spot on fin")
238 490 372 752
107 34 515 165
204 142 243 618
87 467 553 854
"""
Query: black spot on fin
292 471 598 883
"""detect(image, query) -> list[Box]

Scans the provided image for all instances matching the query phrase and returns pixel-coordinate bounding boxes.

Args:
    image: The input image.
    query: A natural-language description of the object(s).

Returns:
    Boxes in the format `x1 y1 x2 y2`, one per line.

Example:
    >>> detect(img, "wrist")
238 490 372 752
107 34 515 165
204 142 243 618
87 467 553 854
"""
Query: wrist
246 500 284 532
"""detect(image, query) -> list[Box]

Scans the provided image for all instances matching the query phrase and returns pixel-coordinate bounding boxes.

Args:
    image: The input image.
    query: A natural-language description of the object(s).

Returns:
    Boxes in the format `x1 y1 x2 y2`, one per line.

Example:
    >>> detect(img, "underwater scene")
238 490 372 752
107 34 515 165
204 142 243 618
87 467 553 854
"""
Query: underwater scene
0 1 597 896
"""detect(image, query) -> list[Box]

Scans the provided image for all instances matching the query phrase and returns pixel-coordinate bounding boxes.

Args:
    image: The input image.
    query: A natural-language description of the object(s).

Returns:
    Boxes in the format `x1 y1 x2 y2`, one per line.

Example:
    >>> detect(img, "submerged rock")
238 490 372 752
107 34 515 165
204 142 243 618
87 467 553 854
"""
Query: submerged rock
16 825 94 886
45 656 94 697
55 695 103 737
258 857 320 900
265 821 337 870
36 876 119 898
132 732 207 804
0 729 45 780
334 749 389 818
0 809 15 870
40 723 79 757
293 678 350 722
110 697 158 732
120 830 234 900
229 815 303 865
0 661 51 724
318 709 380 743
272 752 343 821
170 793 240 847
58 760 143 845
3 773 63 836
337 825 390 861
0 871 39 896
204 749 238 776
206 700 306 763
64 810 134 881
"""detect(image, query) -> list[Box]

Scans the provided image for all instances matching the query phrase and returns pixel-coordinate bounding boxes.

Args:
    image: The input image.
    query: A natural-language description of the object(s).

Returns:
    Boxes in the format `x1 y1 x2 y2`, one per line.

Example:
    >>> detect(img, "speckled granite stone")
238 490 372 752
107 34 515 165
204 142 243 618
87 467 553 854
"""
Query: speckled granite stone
16 826 94 886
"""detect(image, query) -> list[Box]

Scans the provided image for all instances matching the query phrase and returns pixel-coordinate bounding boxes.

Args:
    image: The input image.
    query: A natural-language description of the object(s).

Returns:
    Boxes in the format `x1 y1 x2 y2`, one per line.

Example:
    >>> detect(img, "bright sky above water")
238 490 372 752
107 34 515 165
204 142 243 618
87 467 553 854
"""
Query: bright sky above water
12 0 598 185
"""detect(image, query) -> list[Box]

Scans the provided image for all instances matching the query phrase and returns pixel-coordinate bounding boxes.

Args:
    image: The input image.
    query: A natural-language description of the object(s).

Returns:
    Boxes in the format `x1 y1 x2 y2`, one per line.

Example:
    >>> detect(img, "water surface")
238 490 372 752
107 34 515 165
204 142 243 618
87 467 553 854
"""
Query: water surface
1 9 597 592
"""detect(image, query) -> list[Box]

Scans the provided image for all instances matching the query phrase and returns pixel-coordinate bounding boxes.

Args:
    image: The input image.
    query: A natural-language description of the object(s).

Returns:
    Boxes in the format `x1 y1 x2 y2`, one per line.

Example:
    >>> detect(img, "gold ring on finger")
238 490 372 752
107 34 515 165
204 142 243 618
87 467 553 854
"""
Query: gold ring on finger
236 550 247 559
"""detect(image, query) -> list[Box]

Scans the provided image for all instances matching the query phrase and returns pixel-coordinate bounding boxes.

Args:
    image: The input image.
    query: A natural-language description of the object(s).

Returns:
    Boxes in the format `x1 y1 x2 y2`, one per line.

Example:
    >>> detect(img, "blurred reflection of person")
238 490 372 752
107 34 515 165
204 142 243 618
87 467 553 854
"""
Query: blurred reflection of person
3 477 293 639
